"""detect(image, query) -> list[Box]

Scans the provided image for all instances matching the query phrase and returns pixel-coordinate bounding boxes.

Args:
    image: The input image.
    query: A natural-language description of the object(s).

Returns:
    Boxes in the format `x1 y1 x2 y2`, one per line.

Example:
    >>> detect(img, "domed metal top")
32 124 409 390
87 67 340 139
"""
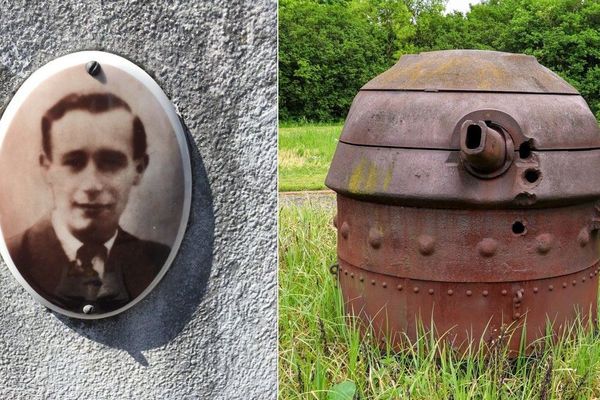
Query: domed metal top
363 50 579 94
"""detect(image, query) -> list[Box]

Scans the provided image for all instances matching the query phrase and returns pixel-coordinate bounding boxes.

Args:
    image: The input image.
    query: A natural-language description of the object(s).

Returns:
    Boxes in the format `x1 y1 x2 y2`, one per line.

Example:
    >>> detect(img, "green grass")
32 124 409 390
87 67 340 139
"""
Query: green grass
278 124 342 191
279 202 600 399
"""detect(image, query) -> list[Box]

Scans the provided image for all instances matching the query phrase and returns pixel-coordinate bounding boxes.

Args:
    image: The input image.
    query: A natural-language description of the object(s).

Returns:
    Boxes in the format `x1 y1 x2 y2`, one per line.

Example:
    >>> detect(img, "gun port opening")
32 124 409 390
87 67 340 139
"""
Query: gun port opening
524 168 540 183
512 221 526 235
519 142 532 159
466 124 482 149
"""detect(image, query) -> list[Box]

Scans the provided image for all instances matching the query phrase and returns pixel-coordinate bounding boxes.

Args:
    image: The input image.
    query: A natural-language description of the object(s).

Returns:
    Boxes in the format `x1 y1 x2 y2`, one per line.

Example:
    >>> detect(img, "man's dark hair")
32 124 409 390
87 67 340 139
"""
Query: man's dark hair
41 93 147 160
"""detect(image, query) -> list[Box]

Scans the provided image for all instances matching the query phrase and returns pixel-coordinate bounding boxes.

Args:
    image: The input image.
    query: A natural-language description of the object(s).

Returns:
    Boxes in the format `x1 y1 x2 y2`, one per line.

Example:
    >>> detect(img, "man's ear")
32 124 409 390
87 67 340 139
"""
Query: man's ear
132 154 149 185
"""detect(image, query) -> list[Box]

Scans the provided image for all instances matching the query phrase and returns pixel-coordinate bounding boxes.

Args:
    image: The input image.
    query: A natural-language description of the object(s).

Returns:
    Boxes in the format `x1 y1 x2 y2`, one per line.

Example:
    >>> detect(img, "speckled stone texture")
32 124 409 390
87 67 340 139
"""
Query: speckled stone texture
0 1 277 399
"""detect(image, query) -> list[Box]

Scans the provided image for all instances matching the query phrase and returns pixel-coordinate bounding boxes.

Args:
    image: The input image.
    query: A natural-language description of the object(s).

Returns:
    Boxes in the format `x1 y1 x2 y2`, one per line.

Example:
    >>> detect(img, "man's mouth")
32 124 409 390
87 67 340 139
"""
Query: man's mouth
73 202 113 211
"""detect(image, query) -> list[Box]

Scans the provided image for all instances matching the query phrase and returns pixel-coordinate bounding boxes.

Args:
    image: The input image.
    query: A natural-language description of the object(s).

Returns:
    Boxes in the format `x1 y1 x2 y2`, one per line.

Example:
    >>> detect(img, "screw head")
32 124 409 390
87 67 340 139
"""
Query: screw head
85 61 101 76
82 304 94 314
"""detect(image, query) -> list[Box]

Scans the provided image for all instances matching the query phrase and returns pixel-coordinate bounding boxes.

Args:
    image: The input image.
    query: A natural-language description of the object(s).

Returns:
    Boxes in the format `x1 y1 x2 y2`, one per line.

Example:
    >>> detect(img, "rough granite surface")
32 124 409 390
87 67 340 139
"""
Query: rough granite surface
0 1 277 399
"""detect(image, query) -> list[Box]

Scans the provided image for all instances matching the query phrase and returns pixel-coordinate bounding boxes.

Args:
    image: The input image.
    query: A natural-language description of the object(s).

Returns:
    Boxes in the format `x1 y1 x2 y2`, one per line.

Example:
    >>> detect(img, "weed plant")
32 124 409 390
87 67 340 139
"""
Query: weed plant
279 202 600 399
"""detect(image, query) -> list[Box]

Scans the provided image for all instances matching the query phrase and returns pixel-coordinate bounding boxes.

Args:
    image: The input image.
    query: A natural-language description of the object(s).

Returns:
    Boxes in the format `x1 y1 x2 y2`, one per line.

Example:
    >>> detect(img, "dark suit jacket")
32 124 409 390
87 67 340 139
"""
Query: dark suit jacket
7 217 170 314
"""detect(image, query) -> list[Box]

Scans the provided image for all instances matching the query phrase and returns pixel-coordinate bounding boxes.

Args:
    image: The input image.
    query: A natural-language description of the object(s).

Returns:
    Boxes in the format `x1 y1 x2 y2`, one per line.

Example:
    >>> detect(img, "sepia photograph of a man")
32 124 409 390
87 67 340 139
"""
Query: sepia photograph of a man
0 63 187 316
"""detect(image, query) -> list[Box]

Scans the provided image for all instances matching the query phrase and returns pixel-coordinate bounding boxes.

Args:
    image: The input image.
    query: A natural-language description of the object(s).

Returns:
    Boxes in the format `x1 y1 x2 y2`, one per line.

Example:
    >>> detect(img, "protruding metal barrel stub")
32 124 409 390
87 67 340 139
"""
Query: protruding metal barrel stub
460 120 514 179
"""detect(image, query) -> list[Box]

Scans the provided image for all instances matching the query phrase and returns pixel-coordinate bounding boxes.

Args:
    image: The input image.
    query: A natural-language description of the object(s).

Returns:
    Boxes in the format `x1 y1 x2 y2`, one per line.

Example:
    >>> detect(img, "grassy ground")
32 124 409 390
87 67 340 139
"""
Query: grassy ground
278 123 342 191
279 202 600 399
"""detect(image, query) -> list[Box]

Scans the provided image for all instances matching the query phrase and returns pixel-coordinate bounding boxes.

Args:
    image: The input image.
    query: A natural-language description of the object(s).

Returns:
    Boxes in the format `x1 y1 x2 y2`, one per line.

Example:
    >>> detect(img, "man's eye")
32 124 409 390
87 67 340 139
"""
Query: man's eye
61 153 87 171
95 151 127 172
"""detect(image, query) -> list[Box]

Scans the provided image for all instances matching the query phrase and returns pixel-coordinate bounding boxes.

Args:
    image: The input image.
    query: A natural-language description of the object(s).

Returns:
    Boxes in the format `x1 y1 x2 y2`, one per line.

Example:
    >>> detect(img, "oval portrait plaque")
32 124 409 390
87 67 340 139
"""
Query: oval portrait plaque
0 51 191 319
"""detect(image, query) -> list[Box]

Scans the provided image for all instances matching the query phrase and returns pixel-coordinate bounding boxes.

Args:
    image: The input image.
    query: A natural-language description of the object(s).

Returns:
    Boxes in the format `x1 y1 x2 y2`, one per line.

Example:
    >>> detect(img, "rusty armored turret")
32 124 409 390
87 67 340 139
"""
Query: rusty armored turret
326 50 600 351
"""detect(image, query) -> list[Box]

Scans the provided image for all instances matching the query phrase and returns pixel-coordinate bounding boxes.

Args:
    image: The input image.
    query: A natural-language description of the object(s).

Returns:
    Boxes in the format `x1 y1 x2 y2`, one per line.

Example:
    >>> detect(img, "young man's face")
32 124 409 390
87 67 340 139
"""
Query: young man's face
41 109 146 244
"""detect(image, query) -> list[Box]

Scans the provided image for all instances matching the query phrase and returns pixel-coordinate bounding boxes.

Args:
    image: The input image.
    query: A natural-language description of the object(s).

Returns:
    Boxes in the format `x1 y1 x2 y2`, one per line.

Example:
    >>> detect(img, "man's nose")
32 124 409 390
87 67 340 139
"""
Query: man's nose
80 163 104 193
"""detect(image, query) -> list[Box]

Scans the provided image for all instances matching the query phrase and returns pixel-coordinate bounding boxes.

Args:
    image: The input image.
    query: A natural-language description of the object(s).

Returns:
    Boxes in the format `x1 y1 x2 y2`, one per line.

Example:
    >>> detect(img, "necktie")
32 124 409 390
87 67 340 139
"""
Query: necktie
73 243 107 300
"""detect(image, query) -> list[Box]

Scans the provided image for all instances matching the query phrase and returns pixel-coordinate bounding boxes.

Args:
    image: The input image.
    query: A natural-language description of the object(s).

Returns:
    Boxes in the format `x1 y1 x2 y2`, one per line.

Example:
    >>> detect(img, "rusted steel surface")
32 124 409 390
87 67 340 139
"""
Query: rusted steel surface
326 143 600 208
326 50 600 352
363 50 578 94
335 197 600 283
340 92 600 151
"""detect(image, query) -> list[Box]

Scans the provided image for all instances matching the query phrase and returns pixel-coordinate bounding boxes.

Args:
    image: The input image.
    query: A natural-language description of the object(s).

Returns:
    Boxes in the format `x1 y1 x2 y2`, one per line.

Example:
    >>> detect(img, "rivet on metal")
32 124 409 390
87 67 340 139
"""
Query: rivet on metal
466 290 472 296
533 287 538 293
340 222 350 239
482 290 489 297
572 280 577 286
428 289 434 295
359 276 364 282
82 304 94 314
447 289 454 296
397 284 403 291
86 61 101 76
577 227 590 247
350 273 354 278
590 273 594 278
371 280 376 286
368 227 383 249
344 270 348 275
413 287 419 293
582 277 586 282
477 238 498 257
535 233 553 254
418 234 436 256
513 312 521 319
563 282 567 288
382 282 387 288
548 285 554 291
501 290 507 296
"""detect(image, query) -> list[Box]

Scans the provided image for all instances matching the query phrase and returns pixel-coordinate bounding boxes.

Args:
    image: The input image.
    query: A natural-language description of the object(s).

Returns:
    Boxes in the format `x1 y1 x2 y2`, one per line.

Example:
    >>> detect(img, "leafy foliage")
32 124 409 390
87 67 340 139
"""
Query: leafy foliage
280 0 600 121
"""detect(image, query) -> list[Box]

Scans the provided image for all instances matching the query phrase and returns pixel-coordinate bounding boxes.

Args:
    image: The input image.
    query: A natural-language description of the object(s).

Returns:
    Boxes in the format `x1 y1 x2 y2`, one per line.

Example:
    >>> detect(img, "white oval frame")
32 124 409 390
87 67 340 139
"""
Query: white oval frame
0 51 192 319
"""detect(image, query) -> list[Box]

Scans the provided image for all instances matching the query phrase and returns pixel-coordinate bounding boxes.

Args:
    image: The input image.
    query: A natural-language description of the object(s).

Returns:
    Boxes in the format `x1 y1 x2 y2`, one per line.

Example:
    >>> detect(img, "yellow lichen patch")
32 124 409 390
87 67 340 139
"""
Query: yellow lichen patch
348 158 390 194
348 158 367 193
383 165 394 191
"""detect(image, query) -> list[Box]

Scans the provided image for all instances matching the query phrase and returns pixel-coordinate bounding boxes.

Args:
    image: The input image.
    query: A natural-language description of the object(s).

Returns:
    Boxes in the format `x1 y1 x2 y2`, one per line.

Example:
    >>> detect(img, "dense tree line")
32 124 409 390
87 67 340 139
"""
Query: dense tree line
279 0 600 122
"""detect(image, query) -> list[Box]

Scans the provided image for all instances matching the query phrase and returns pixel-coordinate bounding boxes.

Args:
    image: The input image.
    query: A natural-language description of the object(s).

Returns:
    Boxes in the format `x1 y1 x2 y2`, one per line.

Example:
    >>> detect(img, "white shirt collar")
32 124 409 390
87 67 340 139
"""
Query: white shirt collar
51 212 118 262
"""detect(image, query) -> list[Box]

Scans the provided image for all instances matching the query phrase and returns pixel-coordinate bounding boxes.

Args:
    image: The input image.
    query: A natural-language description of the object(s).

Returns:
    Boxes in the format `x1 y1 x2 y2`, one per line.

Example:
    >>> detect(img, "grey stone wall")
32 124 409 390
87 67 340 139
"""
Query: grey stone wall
0 1 277 399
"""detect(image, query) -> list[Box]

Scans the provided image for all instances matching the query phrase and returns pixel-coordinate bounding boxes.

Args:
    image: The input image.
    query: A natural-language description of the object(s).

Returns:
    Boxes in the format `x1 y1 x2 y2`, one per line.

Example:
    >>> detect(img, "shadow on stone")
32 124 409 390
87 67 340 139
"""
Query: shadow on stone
55 122 214 363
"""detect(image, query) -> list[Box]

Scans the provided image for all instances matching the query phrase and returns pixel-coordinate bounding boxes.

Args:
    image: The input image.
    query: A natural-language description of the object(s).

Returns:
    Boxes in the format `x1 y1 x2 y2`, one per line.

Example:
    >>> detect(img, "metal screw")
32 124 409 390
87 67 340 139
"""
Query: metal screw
86 61 101 76
82 304 94 314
